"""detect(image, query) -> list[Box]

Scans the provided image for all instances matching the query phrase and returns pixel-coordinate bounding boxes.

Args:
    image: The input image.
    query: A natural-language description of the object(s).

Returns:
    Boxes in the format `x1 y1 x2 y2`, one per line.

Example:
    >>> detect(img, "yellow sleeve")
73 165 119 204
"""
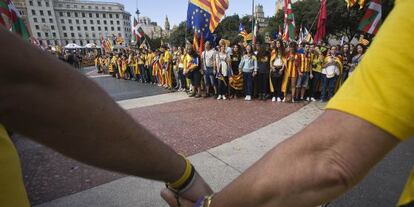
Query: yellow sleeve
0 125 30 206
326 0 414 141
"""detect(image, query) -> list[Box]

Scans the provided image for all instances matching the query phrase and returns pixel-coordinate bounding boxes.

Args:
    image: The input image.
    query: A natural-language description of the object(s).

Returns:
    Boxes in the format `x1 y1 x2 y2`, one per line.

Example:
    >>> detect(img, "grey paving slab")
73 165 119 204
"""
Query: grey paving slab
207 103 324 172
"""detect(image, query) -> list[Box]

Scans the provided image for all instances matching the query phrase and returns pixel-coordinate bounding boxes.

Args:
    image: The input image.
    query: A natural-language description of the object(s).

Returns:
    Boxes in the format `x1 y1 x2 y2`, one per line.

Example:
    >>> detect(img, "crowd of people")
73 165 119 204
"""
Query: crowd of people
93 38 367 102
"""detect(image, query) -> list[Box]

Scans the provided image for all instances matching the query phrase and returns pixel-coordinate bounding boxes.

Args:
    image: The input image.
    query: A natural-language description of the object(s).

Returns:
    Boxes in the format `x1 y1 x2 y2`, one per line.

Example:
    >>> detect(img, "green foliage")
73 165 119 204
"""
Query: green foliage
167 21 192 47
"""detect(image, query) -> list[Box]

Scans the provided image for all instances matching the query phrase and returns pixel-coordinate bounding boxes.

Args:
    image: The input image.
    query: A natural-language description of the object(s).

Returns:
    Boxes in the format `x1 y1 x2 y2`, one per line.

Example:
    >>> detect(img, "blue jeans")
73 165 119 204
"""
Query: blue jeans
321 74 337 101
243 72 253 96
178 69 186 89
310 71 322 99
204 67 216 87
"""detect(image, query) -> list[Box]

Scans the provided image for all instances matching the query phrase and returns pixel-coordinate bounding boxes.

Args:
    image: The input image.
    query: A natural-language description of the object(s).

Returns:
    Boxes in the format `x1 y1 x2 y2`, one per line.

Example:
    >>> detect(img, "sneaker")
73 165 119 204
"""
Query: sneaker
272 97 276 102
244 96 248 100
217 95 222 100
311 97 316 102
292 99 295 103
306 97 311 101
282 98 286 102
277 97 282 102
195 94 202 98
246 95 252 101
222 95 227 100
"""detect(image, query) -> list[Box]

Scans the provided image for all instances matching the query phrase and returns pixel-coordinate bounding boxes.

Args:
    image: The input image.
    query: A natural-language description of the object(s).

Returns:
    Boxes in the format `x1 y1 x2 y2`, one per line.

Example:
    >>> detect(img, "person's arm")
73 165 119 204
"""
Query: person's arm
162 110 399 207
209 110 398 207
0 28 211 201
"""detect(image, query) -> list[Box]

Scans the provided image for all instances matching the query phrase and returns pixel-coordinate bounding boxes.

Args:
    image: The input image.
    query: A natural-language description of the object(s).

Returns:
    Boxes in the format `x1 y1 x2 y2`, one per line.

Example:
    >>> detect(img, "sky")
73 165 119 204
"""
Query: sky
101 0 277 27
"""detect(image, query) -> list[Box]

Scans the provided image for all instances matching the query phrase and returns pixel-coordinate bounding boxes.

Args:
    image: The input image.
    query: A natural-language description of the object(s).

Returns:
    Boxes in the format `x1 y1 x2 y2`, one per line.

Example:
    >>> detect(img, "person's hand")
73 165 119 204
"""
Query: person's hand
310 73 314 79
161 171 213 206
253 71 257 77
161 189 194 207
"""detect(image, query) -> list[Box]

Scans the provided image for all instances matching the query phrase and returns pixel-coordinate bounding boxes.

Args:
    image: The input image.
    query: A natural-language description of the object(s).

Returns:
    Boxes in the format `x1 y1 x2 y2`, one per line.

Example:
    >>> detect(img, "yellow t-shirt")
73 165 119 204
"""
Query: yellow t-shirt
163 50 172 63
0 124 30 206
327 2 414 205
326 0 414 141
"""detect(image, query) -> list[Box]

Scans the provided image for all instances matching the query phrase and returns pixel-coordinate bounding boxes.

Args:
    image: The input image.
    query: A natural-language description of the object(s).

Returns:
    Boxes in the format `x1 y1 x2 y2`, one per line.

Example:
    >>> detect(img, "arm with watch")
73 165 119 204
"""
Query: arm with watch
0 27 212 203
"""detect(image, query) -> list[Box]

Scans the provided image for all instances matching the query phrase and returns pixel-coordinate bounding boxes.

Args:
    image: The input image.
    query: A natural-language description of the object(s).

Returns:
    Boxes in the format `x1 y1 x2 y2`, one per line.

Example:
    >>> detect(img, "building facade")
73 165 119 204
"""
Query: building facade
23 0 131 46
136 15 168 39
255 4 268 29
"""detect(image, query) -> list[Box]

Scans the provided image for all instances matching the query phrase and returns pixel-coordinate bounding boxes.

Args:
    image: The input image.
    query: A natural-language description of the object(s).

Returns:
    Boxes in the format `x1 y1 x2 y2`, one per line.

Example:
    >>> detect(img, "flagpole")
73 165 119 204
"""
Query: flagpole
309 0 322 33
251 0 255 35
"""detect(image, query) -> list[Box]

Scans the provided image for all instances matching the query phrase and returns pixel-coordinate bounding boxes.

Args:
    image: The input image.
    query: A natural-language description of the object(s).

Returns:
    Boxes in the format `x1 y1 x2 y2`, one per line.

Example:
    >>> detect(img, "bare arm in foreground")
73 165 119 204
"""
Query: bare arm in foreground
0 28 211 200
163 110 399 206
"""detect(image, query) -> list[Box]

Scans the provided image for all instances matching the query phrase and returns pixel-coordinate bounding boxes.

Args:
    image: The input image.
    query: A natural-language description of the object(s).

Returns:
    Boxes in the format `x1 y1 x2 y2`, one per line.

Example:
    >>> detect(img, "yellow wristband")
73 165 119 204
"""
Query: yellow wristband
168 155 192 189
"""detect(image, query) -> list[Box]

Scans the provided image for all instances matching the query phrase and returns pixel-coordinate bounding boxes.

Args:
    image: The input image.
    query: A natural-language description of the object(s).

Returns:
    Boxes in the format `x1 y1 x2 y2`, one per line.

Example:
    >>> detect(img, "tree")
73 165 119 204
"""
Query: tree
167 21 192 47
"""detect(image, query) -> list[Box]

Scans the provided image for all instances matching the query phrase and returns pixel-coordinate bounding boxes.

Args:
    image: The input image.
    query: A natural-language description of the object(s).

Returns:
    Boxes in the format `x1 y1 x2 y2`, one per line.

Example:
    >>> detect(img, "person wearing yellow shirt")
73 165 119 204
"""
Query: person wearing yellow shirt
161 45 173 90
94 54 102 73
320 46 342 102
146 50 155 84
162 0 414 206
281 42 299 103
308 45 324 101
177 47 187 91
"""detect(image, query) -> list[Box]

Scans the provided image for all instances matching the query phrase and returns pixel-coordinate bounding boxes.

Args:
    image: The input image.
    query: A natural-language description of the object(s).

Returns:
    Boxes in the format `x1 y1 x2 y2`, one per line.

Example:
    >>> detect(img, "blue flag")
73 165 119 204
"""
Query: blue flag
187 1 212 41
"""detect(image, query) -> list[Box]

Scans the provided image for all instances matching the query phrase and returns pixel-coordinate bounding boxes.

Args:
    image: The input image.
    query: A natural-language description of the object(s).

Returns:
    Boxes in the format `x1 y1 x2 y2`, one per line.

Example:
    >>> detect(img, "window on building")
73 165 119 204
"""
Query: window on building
111 27 114 31
75 19 79 24
74 5 77 8
67 12 70 17
92 33 96 38
49 18 53 23
31 10 36 15
102 6 105 10
116 20 119 24
84 26 88 31
45 32 49 37
116 14 119 18
47 11 51 16
41 18 45 23
110 20 113 24
59 12 63 17
108 7 112 10
33 18 38 22
103 14 106 18
51 25 55 30
85 33 89 38
117 27 120 31
96 13 99 18
64 33 67 37
81 5 84 9
60 19 64 24
89 13 92 18
62 26 66 30
77 26 80 30
45 1 49 7
35 25 39 30
97 20 100 24
82 13 85 18
98 26 101 31
71 33 75 37
66 4 70 8
29 1 33 6
109 14 113 18
53 32 56 37
103 20 107 24
95 6 98 9
75 12 78 17
37 32 41 37
79 33 82 37
83 20 86 24
88 6 91 9
91 27 95 31
70 26 73 30
104 26 108 31
90 20 93 24
37 1 41 6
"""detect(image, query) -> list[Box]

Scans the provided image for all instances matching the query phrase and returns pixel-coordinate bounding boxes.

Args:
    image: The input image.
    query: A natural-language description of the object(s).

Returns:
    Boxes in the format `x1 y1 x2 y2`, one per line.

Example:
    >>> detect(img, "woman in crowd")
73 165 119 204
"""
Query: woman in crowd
270 39 285 102
177 47 187 92
238 44 258 101
309 45 324 101
186 47 202 98
216 44 232 100
256 42 271 101
341 43 352 82
281 42 299 103
229 44 242 98
350 43 366 76
321 46 342 102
